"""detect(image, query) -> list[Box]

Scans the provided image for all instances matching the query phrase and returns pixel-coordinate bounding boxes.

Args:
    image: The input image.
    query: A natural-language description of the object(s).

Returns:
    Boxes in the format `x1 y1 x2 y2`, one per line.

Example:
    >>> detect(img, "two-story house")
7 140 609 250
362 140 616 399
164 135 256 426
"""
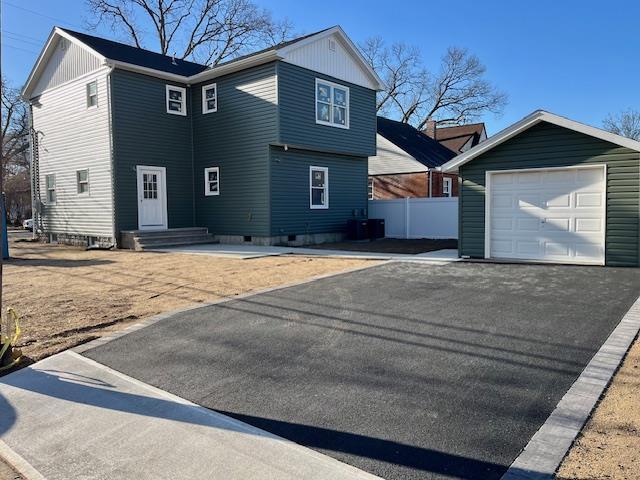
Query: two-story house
23 26 383 248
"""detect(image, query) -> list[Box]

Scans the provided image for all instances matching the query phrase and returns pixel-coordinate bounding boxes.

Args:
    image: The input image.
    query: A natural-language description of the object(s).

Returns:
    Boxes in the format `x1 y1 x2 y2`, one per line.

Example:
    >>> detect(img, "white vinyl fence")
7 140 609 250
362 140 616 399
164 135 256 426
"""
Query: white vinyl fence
368 197 458 239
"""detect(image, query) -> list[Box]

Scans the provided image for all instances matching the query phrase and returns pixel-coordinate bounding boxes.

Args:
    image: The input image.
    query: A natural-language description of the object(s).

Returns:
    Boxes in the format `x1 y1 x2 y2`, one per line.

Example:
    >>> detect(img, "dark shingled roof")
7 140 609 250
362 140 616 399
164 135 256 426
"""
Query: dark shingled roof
377 116 457 168
429 123 486 154
60 28 209 77
60 26 336 78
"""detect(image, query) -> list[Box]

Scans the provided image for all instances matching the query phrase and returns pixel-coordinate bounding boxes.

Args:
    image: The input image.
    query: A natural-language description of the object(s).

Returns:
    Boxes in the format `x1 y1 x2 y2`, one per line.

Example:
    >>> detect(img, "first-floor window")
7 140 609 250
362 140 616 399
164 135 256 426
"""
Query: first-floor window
368 178 374 200
443 177 452 197
77 169 89 194
46 174 56 203
166 85 187 115
204 167 220 196
310 166 328 209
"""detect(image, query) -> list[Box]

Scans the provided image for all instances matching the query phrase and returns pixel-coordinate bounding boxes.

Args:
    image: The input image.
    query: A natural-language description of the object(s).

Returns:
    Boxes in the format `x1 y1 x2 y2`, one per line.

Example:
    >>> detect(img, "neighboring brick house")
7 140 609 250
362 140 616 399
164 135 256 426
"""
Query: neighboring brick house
423 122 487 154
368 117 458 199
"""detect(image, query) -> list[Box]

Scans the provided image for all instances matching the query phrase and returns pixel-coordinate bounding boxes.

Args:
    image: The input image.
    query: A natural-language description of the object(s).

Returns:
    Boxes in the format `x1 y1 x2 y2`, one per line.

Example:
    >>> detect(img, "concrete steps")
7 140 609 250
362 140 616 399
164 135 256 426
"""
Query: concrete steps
121 227 218 250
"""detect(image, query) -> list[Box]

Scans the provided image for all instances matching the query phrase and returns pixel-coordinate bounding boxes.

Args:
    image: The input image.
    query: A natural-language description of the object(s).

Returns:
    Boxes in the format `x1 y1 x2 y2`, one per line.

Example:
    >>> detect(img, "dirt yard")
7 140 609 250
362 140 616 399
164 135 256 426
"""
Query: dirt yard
2 239 374 367
557 334 640 480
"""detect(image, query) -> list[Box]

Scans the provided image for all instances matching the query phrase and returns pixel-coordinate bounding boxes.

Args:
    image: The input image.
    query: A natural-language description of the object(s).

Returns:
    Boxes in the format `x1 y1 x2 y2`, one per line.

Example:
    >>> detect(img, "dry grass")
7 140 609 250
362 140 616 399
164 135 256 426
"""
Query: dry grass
557 336 640 480
2 240 374 365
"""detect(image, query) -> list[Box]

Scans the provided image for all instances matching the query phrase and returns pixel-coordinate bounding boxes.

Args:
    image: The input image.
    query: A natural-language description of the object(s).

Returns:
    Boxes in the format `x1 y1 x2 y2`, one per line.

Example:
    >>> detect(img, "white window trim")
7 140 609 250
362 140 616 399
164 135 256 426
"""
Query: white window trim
202 83 217 114
443 177 452 197
309 166 329 209
76 169 90 195
166 84 187 116
86 80 98 109
45 174 56 205
315 78 349 129
204 166 220 196
368 178 374 200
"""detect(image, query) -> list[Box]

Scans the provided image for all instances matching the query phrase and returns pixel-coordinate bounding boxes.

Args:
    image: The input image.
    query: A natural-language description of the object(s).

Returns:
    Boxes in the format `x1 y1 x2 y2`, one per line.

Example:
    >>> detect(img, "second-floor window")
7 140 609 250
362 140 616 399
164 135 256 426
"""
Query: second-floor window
86 81 97 107
202 84 217 113
368 178 374 200
316 79 349 129
166 85 187 115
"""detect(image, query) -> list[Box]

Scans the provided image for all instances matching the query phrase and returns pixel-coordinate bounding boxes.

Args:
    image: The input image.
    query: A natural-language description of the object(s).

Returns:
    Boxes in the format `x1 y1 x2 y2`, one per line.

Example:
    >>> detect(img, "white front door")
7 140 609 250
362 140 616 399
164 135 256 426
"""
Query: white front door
487 165 606 265
137 166 167 230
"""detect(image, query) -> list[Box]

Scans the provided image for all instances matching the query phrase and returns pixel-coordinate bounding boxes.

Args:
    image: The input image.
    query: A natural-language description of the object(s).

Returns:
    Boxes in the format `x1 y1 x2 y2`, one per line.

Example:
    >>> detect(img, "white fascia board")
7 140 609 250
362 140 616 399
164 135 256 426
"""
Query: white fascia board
440 110 640 173
277 26 385 91
22 27 107 99
188 50 279 83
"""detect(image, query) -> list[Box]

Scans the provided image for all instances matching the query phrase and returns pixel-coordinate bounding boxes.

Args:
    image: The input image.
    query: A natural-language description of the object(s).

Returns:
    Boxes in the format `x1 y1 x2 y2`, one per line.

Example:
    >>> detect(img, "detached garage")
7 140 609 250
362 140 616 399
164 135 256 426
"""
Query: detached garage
441 110 640 266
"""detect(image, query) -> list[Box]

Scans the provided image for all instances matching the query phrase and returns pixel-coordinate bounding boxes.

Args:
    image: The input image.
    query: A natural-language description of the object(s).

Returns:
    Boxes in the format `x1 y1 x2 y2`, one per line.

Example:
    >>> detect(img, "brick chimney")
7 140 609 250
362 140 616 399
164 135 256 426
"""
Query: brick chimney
423 120 437 139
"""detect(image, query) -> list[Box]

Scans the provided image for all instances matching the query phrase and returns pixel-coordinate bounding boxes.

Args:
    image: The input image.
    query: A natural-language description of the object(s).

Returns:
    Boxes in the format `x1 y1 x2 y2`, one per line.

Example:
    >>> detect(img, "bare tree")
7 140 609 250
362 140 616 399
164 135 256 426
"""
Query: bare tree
86 0 293 65
361 39 507 129
1 78 31 226
603 109 640 141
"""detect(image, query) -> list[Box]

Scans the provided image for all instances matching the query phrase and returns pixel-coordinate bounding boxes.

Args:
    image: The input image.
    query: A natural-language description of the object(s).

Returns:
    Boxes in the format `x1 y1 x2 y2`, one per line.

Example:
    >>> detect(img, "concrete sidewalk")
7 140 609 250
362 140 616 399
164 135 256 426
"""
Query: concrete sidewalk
0 352 380 480
152 243 460 262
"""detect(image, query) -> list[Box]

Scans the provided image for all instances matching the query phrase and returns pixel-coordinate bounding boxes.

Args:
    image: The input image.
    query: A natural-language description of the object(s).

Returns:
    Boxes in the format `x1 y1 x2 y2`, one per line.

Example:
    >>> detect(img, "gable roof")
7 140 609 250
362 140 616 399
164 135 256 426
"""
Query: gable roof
431 123 486 154
441 110 640 173
23 25 384 98
377 116 457 169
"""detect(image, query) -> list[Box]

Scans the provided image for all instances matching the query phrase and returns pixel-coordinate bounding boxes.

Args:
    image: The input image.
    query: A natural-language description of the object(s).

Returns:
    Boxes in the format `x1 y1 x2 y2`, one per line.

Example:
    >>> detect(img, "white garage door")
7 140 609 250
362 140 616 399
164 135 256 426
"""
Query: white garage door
487 165 606 265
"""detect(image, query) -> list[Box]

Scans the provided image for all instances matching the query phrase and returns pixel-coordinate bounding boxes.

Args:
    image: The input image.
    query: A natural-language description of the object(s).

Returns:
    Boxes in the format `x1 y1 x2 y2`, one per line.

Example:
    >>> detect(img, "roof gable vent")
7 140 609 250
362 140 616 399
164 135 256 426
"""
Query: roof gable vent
328 38 336 52
59 38 68 51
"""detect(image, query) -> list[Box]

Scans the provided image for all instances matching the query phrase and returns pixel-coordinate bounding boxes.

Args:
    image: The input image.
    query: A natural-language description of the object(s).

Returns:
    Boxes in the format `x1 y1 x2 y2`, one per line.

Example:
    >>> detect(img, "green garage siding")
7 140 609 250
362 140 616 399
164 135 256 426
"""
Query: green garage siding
192 63 277 237
270 146 368 235
111 70 194 232
459 122 640 266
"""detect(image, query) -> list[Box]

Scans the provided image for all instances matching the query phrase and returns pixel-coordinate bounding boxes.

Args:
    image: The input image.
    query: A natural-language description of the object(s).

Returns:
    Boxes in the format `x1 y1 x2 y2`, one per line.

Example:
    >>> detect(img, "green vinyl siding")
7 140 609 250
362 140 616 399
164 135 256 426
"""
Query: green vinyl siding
192 63 277 236
277 61 377 157
459 121 640 266
111 70 194 232
270 146 368 235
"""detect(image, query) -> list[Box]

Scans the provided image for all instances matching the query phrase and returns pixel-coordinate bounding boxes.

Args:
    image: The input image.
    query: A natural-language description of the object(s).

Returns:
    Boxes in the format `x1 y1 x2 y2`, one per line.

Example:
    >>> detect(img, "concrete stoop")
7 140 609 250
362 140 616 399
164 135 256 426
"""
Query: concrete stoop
120 227 217 251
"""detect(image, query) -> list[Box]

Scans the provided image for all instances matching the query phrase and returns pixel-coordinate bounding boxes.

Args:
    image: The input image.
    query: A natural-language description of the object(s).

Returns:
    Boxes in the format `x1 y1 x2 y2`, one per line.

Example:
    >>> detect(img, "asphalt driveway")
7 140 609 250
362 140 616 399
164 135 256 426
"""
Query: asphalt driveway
85 262 640 480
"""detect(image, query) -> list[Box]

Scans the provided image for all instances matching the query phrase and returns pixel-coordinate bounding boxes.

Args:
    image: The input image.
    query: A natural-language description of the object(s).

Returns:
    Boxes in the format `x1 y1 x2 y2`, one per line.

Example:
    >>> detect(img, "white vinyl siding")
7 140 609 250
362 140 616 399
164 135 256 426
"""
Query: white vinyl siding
32 67 114 238
315 79 349 129
204 167 220 196
310 166 329 209
202 84 217 113
31 37 103 98
280 32 378 90
166 85 187 115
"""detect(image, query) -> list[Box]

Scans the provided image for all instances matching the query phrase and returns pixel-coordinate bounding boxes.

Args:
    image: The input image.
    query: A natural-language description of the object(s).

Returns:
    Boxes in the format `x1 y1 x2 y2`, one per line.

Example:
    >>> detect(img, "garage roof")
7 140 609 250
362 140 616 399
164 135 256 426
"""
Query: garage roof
440 110 640 172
